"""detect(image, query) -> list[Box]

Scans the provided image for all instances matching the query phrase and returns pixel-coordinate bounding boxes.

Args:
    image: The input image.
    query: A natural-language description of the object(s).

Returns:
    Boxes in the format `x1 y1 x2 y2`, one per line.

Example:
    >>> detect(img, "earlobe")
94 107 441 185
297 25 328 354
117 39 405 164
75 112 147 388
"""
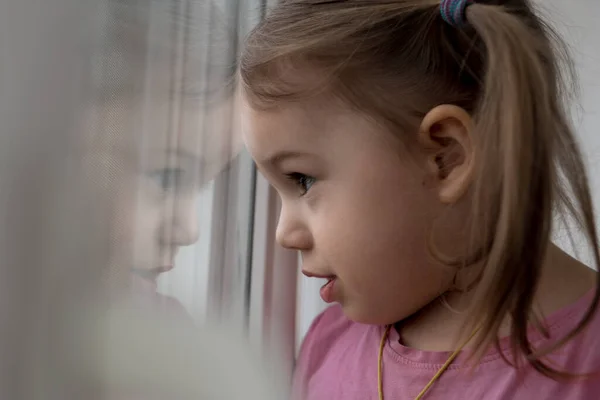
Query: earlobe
418 105 475 204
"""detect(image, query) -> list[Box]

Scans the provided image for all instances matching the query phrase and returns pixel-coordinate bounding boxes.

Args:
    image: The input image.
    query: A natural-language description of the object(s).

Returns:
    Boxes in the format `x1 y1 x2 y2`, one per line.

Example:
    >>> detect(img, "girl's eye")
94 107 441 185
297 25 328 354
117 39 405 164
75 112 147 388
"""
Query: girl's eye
285 172 316 196
147 168 184 192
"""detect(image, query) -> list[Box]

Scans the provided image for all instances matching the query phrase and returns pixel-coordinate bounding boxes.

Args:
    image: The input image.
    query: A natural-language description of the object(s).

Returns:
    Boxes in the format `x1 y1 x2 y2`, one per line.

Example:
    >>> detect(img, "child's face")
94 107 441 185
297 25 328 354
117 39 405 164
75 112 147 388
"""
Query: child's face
78 0 240 298
243 97 459 324
85 94 240 294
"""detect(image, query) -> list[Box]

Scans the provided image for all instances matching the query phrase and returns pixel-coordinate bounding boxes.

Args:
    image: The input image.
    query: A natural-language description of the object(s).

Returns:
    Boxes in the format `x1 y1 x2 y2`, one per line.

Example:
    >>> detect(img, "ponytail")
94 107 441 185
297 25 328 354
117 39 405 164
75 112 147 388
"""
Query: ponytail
464 3 600 377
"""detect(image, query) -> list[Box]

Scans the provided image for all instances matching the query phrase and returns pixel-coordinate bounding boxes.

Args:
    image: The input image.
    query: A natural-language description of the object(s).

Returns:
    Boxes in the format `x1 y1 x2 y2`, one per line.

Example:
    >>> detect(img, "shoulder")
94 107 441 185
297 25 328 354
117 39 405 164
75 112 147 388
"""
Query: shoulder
542 288 600 370
566 290 600 349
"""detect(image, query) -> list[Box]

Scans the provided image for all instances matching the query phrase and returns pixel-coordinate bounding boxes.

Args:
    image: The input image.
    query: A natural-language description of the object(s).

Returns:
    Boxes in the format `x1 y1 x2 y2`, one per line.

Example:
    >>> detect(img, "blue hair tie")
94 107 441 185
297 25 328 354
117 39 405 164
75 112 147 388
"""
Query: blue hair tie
440 0 473 27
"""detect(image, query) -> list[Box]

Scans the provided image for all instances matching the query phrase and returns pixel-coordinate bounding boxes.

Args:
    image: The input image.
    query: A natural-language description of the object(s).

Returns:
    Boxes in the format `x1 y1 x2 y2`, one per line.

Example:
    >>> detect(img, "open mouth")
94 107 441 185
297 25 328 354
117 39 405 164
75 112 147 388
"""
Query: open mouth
319 276 337 304
301 270 337 303
130 265 175 300
131 265 174 284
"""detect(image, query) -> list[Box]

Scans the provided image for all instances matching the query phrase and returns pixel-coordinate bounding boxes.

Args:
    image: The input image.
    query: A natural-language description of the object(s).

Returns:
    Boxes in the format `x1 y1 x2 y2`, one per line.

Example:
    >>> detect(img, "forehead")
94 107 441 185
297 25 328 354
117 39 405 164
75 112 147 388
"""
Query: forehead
85 0 239 159
242 98 348 159
138 98 235 155
83 94 241 175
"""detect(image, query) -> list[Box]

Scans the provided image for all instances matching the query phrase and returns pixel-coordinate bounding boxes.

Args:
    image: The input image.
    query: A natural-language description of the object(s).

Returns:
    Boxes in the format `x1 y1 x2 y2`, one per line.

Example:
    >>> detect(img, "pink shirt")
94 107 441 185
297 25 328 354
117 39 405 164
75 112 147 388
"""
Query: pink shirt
293 290 600 399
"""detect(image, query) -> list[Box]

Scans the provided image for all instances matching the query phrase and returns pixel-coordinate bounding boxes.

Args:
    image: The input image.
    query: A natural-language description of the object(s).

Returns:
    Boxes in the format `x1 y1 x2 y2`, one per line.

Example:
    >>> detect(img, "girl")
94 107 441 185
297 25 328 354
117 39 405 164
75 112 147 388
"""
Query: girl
240 0 600 399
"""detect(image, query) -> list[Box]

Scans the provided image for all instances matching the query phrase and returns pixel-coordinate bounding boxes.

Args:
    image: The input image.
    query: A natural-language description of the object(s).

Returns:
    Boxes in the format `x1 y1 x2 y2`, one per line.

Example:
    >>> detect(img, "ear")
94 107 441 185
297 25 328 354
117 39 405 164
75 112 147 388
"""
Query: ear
418 105 475 204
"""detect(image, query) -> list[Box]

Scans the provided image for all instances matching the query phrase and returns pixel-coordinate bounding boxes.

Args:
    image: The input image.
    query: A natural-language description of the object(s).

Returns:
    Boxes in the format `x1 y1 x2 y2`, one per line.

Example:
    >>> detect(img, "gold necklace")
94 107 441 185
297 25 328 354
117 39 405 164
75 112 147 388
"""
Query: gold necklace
378 325 480 400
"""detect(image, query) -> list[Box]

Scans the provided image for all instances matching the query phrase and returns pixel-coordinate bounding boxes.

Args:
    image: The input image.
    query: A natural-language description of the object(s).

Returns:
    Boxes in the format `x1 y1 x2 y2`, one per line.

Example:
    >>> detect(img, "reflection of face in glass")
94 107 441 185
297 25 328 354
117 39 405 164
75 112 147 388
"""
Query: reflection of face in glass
128 100 236 297
83 0 240 307
130 98 240 296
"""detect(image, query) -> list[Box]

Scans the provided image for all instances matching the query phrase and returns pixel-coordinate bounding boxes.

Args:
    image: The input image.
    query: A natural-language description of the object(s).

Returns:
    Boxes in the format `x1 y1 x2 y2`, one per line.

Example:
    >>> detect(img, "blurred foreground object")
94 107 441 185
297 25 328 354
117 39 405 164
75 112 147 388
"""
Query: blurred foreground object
0 0 281 398
82 304 287 400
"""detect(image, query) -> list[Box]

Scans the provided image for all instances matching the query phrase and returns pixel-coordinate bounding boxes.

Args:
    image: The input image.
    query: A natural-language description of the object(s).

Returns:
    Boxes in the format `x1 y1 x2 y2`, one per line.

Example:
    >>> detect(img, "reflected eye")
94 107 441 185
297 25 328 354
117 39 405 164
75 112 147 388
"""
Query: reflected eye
146 168 184 192
285 172 316 196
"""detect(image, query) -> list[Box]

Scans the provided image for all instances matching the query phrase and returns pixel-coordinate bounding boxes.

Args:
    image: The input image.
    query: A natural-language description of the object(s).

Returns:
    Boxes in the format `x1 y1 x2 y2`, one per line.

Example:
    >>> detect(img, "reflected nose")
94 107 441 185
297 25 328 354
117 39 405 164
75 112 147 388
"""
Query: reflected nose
163 195 200 247
275 205 312 251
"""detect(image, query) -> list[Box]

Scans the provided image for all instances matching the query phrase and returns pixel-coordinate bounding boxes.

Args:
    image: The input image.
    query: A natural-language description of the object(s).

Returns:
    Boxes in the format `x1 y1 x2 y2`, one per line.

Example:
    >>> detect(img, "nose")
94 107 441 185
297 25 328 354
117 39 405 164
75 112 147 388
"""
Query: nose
162 194 200 247
275 204 312 251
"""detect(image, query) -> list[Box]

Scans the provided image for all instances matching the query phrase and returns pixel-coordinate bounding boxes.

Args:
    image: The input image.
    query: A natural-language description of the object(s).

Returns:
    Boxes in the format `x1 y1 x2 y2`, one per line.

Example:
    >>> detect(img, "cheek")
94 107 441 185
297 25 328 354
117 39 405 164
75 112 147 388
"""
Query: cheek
315 175 451 323
84 164 140 290
130 192 164 254
349 191 437 276
317 181 432 265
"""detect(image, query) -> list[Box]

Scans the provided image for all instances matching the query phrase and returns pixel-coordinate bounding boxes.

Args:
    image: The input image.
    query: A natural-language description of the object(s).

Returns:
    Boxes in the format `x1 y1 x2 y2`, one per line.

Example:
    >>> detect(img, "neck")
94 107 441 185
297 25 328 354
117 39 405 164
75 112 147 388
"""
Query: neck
398 242 596 352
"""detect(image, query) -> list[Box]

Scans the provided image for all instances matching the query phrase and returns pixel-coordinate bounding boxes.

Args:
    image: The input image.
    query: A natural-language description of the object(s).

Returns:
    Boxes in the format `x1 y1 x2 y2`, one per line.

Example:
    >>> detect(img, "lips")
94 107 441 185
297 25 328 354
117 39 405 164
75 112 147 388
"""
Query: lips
132 265 174 283
130 265 174 296
302 270 335 279
319 277 337 304
302 270 337 304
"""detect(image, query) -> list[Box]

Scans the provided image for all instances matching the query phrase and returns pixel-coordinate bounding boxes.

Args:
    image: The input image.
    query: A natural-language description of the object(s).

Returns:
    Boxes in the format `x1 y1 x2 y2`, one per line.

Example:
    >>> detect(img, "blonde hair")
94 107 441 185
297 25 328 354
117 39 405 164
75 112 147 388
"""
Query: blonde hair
240 0 600 378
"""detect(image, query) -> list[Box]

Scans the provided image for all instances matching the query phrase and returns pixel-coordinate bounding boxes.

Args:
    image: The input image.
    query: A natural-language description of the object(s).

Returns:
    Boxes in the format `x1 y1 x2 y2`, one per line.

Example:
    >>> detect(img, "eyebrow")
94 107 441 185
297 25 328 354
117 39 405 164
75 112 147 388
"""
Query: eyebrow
159 148 206 170
262 150 312 168
170 148 200 161
165 148 230 178
161 148 206 165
